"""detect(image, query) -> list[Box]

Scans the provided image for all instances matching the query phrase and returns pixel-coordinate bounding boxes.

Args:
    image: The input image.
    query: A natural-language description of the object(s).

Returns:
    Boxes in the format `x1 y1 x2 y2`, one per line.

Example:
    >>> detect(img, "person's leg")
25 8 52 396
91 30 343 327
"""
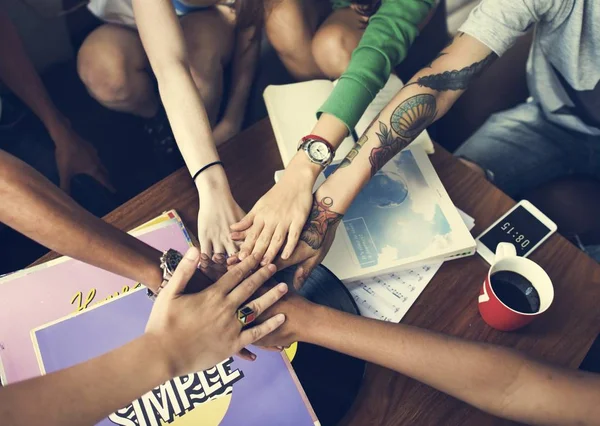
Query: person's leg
179 7 236 124
77 25 158 118
311 7 365 79
455 102 577 197
264 0 330 80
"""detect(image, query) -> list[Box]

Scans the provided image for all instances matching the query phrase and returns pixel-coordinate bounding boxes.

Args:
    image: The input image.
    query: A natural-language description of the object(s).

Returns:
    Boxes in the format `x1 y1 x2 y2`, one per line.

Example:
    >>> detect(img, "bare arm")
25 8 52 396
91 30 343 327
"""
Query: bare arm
309 307 600 426
263 296 600 426
132 0 226 192
214 26 260 144
0 10 66 137
0 150 167 291
0 334 169 426
0 8 113 192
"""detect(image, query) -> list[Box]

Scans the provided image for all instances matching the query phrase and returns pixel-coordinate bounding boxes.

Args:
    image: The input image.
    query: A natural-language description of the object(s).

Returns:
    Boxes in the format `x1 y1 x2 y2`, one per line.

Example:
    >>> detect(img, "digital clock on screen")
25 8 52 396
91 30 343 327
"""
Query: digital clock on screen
478 206 552 257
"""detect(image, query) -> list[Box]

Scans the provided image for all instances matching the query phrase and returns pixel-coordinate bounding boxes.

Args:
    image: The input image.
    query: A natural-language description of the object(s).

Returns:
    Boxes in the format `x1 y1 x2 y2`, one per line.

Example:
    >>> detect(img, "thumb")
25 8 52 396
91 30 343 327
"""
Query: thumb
293 257 319 290
162 247 201 298
230 211 254 231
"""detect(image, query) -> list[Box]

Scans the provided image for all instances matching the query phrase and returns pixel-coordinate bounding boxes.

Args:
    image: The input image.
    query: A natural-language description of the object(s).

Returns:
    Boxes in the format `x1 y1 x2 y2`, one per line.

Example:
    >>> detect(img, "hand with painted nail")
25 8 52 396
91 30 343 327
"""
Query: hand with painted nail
146 247 288 376
230 168 314 267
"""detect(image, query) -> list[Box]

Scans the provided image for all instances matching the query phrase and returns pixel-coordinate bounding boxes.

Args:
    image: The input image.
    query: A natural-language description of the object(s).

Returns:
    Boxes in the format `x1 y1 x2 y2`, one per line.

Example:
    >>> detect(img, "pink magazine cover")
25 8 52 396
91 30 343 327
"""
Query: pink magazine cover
30 289 319 426
0 210 193 385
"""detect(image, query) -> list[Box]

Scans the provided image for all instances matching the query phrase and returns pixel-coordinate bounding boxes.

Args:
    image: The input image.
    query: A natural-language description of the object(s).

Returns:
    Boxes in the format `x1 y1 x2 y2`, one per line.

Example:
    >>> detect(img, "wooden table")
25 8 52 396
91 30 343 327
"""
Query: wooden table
73 119 600 425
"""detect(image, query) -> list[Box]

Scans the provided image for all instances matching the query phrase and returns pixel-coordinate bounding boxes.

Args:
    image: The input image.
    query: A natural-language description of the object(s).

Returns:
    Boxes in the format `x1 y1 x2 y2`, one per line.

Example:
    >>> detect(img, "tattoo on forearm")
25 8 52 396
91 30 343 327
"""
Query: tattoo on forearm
299 197 343 250
337 113 380 170
368 122 406 177
368 94 437 177
414 53 496 92
338 133 368 169
390 94 437 138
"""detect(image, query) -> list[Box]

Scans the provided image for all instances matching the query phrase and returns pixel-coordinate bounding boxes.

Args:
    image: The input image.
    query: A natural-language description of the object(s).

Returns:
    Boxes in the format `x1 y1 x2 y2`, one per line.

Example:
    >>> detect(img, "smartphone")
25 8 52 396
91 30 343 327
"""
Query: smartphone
476 200 557 264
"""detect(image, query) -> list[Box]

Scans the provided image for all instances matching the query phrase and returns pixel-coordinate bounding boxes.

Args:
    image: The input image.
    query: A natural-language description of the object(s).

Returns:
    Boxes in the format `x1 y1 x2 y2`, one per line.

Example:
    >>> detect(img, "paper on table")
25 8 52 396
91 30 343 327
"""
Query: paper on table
346 209 475 323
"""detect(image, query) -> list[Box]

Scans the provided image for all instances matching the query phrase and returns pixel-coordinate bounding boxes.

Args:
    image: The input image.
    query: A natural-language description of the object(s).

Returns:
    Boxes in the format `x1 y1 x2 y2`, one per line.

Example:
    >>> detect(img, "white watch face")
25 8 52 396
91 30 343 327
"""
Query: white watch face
308 141 329 162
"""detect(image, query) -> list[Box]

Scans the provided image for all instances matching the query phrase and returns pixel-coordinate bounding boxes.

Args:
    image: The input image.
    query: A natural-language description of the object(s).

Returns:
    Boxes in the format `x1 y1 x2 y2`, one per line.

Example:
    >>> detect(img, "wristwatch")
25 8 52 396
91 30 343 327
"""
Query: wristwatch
147 249 184 301
298 135 335 167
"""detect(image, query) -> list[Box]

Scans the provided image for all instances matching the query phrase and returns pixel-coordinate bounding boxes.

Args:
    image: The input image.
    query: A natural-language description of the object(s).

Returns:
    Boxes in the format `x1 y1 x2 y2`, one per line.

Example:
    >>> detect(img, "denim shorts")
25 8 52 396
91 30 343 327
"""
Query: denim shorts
455 100 600 262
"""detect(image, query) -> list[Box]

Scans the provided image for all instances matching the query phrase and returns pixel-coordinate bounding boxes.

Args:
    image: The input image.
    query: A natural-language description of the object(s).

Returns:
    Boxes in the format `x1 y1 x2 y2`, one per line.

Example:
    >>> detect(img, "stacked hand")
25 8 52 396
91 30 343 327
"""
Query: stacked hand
196 166 246 267
230 163 315 267
230 190 343 289
145 247 289 377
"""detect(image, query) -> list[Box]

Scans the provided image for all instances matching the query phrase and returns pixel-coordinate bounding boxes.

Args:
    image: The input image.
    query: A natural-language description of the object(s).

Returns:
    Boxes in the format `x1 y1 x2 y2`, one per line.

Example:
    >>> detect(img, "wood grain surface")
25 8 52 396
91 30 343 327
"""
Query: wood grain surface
35 119 600 425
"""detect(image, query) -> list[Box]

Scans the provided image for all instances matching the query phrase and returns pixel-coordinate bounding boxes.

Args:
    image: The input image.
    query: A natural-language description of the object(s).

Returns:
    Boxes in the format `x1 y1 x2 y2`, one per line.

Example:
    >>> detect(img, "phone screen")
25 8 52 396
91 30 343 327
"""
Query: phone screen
479 206 552 257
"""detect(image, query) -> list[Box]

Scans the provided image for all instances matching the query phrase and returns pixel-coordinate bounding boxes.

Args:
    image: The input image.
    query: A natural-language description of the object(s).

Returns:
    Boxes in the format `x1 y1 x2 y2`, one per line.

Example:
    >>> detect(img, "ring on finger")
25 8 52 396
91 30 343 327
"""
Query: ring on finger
236 305 256 326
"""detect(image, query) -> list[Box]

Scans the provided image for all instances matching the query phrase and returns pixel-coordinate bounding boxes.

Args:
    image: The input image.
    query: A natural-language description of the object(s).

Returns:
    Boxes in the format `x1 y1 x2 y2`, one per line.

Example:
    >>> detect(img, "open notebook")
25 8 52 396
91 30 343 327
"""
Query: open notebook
264 74 435 167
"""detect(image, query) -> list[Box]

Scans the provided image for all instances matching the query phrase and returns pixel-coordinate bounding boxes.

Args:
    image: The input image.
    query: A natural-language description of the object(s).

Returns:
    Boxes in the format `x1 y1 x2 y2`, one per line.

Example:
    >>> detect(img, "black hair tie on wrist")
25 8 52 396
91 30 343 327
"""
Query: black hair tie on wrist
192 161 224 182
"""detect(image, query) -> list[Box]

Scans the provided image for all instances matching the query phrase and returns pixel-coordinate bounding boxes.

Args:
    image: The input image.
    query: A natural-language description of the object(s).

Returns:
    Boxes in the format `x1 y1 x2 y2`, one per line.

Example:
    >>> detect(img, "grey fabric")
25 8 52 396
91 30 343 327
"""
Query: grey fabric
459 0 600 135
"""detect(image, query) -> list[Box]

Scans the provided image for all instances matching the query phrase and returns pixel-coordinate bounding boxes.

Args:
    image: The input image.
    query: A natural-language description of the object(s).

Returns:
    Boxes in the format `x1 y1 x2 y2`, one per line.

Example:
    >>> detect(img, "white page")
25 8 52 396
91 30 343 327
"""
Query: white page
346 209 475 323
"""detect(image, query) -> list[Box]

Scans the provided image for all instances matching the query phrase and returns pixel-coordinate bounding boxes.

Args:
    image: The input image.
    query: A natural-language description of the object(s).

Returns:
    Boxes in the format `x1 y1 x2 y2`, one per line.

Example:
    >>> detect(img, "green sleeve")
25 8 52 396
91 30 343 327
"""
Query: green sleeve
318 0 436 131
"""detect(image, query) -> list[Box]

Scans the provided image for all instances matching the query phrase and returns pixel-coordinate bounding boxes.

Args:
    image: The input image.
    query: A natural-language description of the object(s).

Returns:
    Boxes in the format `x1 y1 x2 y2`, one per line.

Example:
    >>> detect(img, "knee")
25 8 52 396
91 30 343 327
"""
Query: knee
312 25 353 78
77 45 135 105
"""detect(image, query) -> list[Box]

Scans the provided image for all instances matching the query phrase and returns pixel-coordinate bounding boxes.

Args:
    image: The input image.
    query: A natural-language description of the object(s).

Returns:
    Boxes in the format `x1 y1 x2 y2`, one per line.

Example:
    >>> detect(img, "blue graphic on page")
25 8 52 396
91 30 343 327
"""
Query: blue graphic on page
325 150 451 268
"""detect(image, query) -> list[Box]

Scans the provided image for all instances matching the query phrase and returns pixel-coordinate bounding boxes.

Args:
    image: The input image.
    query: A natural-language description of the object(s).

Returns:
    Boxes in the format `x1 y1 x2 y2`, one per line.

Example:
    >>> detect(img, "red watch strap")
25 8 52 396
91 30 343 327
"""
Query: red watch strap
302 134 335 153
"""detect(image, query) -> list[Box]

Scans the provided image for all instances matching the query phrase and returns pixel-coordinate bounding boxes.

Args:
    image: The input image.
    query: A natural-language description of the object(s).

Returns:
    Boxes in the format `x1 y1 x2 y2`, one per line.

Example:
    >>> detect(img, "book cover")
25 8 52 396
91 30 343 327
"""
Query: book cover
31 289 319 426
263 75 434 168
322 146 476 281
0 211 193 385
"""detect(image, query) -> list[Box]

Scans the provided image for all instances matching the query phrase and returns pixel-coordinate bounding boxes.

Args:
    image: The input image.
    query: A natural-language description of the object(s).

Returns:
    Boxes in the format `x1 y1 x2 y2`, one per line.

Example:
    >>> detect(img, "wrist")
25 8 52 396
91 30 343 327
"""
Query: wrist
289 151 324 183
142 263 165 294
194 163 230 195
46 115 73 146
300 303 331 345
139 332 178 381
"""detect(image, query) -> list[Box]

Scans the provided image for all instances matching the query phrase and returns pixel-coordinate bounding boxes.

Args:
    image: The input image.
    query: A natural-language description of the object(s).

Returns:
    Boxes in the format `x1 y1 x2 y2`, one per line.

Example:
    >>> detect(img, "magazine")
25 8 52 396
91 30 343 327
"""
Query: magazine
0 210 193 385
31 289 319 426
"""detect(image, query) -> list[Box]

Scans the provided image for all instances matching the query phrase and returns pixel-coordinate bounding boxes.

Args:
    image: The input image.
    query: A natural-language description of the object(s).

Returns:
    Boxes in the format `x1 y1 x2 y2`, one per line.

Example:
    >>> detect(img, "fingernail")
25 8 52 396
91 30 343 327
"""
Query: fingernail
277 283 288 293
260 257 267 266
185 249 200 260
276 346 284 351
250 353 257 361
275 313 285 324
267 264 277 273
239 252 247 260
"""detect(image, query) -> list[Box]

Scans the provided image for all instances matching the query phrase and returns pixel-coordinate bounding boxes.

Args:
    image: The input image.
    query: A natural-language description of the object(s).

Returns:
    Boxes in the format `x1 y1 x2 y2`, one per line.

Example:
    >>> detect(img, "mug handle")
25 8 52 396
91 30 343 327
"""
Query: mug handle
495 242 517 262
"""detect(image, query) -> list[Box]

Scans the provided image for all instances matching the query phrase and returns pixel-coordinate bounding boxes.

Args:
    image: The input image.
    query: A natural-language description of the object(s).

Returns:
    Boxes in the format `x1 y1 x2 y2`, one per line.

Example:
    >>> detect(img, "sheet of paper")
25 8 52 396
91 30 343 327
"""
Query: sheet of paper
346 209 475 323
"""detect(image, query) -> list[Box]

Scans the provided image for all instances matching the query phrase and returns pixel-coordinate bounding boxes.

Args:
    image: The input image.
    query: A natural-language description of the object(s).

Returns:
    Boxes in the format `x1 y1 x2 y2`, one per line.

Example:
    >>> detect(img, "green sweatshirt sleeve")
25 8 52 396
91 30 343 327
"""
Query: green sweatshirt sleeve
318 0 436 131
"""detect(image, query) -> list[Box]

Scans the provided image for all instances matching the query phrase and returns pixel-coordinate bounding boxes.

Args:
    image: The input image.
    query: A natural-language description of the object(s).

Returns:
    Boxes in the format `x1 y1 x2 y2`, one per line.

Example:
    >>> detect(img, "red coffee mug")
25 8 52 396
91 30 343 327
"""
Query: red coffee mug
478 243 554 331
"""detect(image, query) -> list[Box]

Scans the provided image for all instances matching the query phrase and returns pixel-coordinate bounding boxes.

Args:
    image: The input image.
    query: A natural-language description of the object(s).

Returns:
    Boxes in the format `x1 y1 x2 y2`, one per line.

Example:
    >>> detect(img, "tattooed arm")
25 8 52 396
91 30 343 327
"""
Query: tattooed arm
320 33 496 212
274 33 496 286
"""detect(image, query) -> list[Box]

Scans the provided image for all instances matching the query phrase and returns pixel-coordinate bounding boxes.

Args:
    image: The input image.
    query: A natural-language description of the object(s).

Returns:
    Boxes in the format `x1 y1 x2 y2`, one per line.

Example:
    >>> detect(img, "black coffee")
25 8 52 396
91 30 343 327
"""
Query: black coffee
490 271 540 314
